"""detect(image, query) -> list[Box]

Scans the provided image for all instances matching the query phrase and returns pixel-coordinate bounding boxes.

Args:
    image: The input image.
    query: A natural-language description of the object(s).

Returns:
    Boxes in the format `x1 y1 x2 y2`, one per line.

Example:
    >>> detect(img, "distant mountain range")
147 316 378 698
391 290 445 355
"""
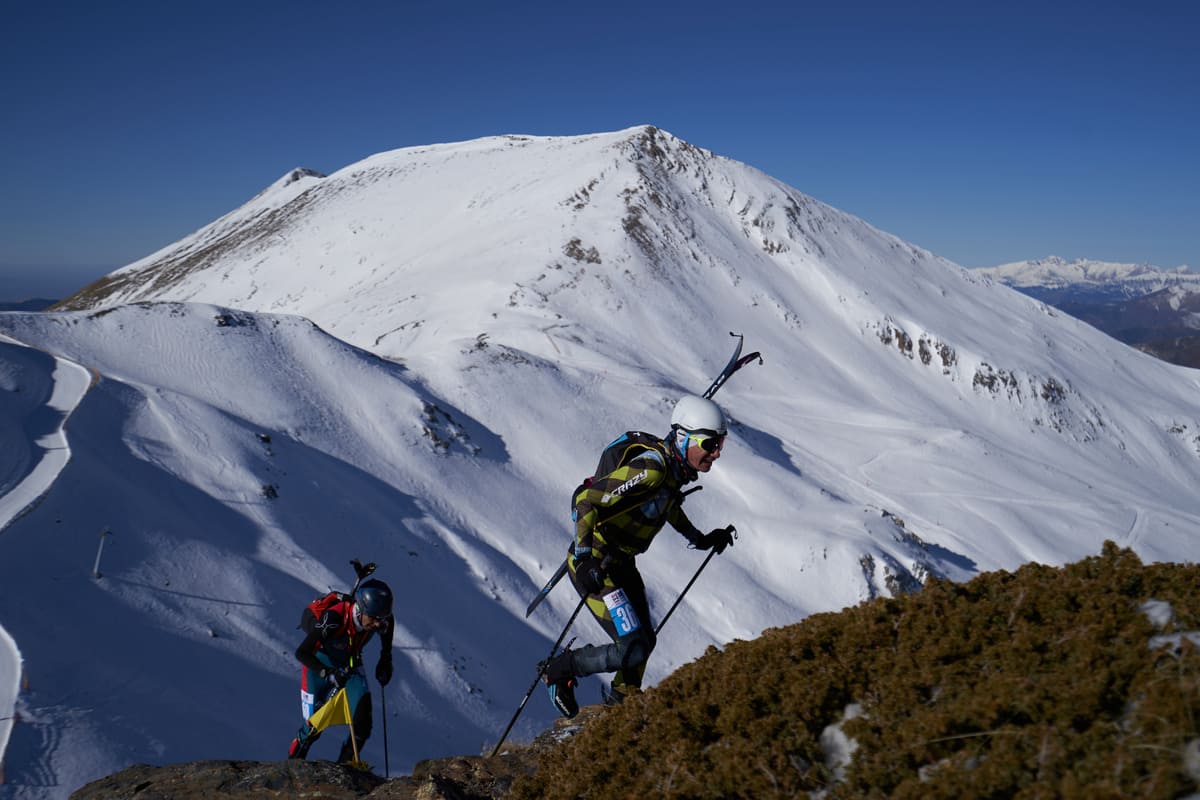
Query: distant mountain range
978 257 1200 368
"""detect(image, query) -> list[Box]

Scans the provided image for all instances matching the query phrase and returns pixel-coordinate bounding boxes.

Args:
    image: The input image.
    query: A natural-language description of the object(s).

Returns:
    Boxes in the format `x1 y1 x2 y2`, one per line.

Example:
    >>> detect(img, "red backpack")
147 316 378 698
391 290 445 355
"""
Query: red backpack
299 591 352 633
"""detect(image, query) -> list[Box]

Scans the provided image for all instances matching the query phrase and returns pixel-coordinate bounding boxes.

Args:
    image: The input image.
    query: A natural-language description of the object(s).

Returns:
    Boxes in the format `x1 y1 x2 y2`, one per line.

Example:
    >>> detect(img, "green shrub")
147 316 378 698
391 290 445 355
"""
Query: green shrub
511 542 1200 799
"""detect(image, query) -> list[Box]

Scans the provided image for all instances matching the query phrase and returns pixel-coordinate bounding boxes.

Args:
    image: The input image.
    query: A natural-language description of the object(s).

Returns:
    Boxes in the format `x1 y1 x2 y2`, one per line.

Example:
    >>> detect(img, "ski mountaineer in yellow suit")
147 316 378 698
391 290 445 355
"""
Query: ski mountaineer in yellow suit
542 395 736 717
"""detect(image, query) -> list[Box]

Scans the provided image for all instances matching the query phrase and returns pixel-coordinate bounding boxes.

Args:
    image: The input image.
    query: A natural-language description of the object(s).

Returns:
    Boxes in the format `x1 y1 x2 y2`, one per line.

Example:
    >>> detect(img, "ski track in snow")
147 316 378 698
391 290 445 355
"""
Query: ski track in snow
0 333 93 786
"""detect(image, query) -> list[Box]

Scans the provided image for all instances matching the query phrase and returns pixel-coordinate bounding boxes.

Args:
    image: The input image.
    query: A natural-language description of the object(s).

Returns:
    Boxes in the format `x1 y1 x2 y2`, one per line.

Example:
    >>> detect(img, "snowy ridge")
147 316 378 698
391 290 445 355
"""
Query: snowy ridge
3 126 1200 796
979 256 1197 291
0 334 94 527
68 167 328 301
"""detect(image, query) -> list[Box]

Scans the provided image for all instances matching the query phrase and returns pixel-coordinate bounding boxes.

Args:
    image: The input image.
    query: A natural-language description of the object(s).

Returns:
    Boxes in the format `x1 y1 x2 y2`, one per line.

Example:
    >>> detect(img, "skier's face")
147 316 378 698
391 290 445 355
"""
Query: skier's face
685 432 723 472
359 612 388 631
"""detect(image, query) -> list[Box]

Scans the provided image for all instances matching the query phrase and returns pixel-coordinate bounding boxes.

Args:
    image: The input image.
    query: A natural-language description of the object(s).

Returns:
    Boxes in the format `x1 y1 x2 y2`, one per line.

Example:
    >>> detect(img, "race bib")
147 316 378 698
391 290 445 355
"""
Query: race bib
603 588 641 636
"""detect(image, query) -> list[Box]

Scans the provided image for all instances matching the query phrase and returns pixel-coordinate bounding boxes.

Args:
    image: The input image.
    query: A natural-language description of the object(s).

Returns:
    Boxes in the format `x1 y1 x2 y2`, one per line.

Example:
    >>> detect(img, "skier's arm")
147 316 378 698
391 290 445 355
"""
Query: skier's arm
294 628 326 673
294 607 344 674
379 616 394 652
375 616 395 685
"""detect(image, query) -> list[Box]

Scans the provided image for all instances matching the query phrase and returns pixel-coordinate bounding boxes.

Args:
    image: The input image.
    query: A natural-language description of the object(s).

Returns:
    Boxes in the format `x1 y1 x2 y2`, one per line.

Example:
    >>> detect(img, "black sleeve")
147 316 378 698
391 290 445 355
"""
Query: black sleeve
294 627 326 673
379 617 394 662
294 607 344 673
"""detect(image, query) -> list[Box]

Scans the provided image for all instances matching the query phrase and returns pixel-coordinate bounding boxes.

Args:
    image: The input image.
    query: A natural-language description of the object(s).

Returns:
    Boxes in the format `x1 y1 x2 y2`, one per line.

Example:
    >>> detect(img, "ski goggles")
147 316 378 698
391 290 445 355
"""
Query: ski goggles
355 606 392 630
685 429 726 454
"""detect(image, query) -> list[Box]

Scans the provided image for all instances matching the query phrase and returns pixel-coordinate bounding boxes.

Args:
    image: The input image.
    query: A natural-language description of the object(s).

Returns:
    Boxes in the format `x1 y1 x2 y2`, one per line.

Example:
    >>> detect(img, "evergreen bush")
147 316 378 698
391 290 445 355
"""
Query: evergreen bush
511 542 1200 799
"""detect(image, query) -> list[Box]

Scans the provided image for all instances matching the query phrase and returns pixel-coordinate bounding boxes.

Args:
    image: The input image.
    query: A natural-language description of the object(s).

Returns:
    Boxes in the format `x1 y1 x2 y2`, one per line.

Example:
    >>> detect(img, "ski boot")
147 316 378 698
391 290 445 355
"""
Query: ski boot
540 649 579 718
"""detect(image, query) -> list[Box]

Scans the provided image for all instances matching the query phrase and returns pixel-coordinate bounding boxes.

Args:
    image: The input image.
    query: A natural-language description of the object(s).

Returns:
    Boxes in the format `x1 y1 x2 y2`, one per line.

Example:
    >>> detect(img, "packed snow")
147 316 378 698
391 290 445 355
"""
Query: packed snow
3 127 1200 798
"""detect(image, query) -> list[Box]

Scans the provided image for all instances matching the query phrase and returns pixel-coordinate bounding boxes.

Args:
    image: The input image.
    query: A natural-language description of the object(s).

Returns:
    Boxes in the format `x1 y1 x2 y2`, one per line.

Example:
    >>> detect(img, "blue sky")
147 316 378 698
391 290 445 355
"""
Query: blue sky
2 0 1197 299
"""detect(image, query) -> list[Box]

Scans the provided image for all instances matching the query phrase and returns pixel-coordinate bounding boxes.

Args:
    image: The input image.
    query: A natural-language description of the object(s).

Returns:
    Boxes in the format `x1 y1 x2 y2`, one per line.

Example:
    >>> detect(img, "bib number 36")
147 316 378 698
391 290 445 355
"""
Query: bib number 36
603 588 642 636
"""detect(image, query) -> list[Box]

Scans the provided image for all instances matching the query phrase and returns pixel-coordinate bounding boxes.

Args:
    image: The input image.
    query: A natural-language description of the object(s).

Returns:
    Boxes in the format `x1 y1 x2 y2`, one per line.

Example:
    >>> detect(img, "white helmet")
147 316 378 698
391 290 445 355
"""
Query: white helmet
670 395 726 435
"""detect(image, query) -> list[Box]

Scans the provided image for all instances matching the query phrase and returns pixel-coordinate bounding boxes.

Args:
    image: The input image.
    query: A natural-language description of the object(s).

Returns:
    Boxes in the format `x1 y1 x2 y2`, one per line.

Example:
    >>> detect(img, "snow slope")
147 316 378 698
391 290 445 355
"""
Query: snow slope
0 334 93 785
3 127 1200 797
0 335 94 528
0 306 556 797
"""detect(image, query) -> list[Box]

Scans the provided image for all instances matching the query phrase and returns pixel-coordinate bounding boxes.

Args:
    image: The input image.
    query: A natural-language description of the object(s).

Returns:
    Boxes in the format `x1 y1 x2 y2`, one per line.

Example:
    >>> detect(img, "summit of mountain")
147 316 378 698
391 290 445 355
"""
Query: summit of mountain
58 125 977 368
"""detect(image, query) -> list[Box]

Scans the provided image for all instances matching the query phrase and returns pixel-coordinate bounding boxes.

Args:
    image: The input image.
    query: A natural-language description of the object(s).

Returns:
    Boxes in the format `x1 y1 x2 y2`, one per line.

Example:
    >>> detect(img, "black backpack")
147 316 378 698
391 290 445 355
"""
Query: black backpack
574 431 665 500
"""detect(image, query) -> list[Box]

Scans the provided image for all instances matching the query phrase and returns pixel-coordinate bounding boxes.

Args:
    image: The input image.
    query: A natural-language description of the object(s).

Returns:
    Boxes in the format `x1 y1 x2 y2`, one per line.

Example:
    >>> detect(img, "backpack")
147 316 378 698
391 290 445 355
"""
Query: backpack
299 591 351 633
574 431 665 498
573 430 704 510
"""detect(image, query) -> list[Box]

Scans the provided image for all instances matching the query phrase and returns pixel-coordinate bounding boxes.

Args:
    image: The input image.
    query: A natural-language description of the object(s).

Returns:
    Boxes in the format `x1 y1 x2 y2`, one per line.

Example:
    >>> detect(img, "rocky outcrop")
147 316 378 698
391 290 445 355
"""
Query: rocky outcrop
70 707 607 800
69 759 387 800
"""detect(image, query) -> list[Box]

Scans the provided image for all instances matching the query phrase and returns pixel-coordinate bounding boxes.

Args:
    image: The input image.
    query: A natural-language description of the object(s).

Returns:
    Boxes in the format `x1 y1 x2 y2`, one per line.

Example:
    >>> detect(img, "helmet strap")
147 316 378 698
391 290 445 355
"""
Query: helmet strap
668 427 688 461
666 429 699 482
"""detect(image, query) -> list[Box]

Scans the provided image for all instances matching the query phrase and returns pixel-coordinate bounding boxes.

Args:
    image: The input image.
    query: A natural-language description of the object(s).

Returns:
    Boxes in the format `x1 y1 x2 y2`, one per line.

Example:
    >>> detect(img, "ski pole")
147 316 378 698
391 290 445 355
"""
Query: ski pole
655 526 736 637
380 678 390 778
490 594 588 757
655 551 715 636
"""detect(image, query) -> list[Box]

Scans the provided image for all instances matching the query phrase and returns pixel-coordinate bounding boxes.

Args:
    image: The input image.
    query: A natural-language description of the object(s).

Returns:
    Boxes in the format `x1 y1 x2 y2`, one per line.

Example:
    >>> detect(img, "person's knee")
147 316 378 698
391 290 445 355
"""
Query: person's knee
616 631 654 672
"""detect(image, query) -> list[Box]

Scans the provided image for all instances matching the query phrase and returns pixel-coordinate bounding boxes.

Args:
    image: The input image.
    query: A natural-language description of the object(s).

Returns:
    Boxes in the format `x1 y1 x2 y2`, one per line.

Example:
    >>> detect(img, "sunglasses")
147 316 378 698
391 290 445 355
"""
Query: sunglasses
686 430 725 454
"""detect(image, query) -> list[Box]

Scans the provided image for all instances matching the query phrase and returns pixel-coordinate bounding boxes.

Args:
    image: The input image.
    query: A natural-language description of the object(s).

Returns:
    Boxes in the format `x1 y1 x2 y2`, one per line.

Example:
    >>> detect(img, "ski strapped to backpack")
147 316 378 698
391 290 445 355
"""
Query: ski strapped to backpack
349 559 376 594
523 333 762 618
701 331 762 401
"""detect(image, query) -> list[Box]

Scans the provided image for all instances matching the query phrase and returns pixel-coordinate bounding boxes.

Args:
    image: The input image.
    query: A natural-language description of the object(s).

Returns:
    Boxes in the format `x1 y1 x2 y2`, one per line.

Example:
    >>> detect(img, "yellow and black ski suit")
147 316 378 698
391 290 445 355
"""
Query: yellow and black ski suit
566 431 706 693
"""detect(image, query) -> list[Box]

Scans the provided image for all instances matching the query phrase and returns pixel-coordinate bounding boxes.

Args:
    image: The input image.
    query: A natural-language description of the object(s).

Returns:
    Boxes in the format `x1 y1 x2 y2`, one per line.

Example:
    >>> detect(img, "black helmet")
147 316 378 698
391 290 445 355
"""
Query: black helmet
355 579 394 619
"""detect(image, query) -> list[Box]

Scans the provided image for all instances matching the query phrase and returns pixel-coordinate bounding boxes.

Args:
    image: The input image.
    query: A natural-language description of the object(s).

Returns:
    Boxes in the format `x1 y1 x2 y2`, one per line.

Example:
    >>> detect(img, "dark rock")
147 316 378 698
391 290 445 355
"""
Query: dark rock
68 706 609 799
70 759 385 799
374 706 609 799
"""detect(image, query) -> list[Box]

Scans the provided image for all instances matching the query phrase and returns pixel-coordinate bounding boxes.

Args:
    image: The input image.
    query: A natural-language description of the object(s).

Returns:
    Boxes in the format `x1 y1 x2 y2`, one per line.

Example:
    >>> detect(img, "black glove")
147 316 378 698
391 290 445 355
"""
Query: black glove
697 525 736 554
322 667 351 688
376 658 393 686
575 556 608 594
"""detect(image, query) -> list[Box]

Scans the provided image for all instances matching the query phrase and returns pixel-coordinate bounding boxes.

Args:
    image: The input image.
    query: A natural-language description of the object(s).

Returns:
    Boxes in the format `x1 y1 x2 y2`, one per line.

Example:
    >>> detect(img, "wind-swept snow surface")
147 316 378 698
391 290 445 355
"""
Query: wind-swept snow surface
4 127 1200 797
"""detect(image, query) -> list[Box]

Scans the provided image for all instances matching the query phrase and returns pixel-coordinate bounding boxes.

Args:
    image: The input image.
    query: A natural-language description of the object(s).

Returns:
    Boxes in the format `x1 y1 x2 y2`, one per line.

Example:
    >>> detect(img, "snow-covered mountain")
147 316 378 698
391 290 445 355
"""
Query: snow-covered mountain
5 126 1200 798
978 256 1200 303
979 256 1200 368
